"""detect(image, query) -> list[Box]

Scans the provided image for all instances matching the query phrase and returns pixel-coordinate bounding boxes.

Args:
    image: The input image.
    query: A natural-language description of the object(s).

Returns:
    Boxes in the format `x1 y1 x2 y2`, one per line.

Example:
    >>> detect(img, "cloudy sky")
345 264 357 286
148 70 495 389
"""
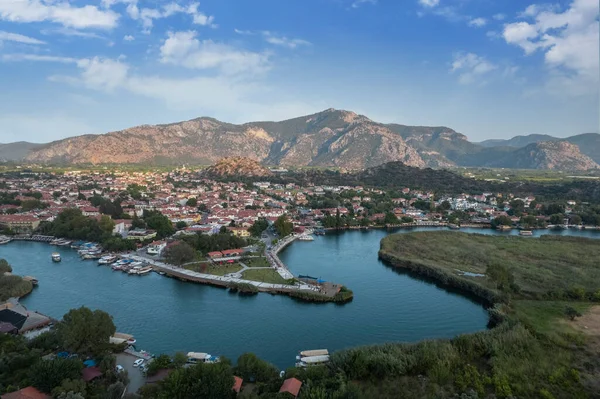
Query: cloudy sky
0 0 598 143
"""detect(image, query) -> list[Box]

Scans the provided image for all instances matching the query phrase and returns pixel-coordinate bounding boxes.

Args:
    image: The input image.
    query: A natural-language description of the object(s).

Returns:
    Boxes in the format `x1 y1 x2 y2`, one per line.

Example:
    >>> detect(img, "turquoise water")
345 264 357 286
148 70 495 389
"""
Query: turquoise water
2 227 597 368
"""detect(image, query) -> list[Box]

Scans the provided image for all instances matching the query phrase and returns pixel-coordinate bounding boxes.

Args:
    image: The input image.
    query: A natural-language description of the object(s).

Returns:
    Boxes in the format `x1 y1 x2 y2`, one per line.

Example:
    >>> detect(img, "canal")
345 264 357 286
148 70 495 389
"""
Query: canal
2 227 598 369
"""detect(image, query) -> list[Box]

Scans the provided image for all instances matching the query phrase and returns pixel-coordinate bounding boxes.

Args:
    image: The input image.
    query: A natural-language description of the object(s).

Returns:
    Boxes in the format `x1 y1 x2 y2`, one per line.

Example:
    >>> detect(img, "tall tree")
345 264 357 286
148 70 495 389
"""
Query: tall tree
58 307 116 355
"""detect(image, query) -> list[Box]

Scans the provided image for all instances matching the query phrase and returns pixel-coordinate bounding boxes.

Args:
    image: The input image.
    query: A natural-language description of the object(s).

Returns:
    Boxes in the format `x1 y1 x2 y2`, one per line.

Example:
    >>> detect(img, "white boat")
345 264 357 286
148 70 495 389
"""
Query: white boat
51 253 61 262
98 255 118 265
186 352 220 364
298 235 315 241
519 230 533 236
295 355 330 367
298 349 329 358
0 236 12 245
137 266 153 275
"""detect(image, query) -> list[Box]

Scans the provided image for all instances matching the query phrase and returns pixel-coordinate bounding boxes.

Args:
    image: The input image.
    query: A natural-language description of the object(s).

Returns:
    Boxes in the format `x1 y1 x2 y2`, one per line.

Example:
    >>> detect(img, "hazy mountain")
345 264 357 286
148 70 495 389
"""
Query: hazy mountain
11 109 600 170
0 142 44 161
478 134 559 148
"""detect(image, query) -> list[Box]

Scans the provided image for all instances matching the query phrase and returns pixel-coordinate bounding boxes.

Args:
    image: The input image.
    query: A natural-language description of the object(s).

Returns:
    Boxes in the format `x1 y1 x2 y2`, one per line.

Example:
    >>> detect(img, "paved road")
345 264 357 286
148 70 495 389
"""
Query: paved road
116 353 146 394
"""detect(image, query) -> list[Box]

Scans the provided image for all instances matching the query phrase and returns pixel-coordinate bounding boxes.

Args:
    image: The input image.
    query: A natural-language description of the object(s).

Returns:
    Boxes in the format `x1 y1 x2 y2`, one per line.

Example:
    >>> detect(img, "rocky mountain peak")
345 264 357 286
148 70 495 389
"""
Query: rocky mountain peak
202 157 273 178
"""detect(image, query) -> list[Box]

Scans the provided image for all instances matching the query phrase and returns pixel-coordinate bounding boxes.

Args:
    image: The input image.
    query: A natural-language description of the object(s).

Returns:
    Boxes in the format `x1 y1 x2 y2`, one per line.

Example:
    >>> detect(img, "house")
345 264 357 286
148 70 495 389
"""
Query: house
0 299 51 334
232 376 243 394
82 366 103 382
208 251 223 259
0 215 40 233
1 387 51 399
221 248 243 257
279 378 302 398
147 240 167 256
126 229 157 241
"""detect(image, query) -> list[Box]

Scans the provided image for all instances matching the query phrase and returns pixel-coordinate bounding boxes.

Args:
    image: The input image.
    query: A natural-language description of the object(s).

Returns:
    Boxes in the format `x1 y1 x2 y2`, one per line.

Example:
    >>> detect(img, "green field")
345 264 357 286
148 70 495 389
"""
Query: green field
242 257 271 268
380 231 600 299
241 269 287 284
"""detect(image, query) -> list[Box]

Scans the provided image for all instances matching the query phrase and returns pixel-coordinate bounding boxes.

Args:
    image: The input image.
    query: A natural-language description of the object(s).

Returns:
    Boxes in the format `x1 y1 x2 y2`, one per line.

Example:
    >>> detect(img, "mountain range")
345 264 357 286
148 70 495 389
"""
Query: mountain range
2 109 599 170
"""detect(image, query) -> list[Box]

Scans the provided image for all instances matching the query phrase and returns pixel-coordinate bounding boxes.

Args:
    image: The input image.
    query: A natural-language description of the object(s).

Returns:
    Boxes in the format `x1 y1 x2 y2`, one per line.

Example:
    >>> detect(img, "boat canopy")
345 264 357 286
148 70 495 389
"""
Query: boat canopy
187 352 210 360
300 355 330 364
300 349 329 357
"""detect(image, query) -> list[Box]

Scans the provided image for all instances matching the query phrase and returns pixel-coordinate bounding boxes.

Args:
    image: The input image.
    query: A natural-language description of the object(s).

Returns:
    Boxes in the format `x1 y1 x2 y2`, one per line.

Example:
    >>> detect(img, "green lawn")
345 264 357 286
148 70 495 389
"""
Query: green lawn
241 268 287 284
184 262 242 276
380 231 600 298
243 257 270 268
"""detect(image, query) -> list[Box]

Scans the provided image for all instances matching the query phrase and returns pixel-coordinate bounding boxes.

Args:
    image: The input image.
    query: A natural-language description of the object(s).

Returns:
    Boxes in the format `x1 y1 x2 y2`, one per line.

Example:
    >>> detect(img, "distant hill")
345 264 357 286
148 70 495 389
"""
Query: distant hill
2 109 597 170
202 157 273 178
478 134 559 148
0 142 43 161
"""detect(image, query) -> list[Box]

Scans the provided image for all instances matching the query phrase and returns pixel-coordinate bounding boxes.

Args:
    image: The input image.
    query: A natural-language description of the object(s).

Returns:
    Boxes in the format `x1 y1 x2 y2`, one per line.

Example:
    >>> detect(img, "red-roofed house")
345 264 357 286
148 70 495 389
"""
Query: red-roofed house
1 386 51 399
0 215 40 233
208 251 223 259
232 376 243 394
82 366 103 382
221 248 243 257
279 378 302 398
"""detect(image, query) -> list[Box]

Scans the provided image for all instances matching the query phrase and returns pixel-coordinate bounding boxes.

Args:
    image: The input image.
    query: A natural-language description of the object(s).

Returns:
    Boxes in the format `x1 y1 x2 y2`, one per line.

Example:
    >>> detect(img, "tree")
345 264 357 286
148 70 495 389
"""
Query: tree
520 215 537 228
508 199 525 216
491 215 512 228
549 213 565 225
569 214 582 225
383 212 399 225
158 362 235 398
176 221 188 229
565 306 582 321
186 197 198 207
106 382 126 399
173 352 188 368
234 353 279 383
131 214 146 230
248 218 269 237
274 215 293 237
99 215 115 235
58 306 116 355
30 358 83 393
51 378 87 397
143 210 175 238
164 242 197 265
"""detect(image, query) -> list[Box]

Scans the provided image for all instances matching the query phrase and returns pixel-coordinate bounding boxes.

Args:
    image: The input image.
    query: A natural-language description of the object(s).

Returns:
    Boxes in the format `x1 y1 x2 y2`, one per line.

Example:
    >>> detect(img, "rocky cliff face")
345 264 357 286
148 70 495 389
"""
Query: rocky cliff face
504 141 599 170
25 109 425 169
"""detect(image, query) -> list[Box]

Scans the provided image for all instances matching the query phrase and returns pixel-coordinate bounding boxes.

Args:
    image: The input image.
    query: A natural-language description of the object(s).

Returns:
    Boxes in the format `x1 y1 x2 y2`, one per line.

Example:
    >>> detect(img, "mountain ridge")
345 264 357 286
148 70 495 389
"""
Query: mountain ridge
5 109 599 170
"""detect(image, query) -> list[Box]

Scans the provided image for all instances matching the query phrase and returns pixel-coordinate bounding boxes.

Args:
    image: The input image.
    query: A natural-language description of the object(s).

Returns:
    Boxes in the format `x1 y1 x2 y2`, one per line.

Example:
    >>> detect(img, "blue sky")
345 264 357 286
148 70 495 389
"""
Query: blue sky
0 0 598 143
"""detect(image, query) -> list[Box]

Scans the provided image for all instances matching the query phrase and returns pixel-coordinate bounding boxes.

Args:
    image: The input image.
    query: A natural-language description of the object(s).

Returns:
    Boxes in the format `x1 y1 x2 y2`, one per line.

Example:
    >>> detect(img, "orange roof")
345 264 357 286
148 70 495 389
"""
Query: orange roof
232 376 243 393
279 378 302 397
1 387 51 399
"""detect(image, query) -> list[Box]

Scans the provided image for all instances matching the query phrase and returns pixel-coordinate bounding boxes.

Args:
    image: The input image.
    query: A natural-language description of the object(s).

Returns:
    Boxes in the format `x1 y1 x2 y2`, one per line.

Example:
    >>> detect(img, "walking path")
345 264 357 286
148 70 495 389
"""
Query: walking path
266 233 304 280
128 255 320 293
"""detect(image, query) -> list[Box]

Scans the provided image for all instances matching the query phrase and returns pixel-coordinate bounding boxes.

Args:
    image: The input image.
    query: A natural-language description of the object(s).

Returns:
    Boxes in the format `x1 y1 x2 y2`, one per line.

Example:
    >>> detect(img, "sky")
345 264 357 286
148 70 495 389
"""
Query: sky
0 0 598 143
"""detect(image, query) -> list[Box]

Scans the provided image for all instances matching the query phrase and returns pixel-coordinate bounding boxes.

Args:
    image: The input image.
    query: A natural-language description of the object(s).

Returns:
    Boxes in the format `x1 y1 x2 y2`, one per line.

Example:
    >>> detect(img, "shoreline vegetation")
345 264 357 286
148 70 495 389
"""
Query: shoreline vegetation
0 258 33 301
368 231 600 398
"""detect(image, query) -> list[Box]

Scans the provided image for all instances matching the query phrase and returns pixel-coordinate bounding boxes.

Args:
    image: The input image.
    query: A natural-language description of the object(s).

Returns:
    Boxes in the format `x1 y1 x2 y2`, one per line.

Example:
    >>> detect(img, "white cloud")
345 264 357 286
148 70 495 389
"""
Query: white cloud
0 30 45 44
123 35 134 41
451 52 497 85
234 29 311 49
468 17 486 27
262 32 311 49
503 0 599 95
0 0 119 29
493 13 506 21
159 31 270 75
125 1 215 34
1 53 78 63
351 0 377 8
419 0 440 7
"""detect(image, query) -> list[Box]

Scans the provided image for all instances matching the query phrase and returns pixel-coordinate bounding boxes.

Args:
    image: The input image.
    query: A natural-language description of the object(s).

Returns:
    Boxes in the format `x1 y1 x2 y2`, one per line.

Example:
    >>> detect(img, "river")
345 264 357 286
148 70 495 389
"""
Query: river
2 227 598 368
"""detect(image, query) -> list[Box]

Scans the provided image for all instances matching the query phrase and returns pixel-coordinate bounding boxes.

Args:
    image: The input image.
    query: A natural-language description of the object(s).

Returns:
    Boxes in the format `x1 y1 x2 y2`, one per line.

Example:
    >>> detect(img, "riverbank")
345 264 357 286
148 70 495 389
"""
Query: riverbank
357 230 600 397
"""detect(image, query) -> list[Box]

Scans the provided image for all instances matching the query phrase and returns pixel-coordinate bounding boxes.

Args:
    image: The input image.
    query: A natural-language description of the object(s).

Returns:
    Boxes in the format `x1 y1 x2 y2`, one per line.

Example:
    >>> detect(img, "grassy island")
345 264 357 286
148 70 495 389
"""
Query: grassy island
358 231 600 398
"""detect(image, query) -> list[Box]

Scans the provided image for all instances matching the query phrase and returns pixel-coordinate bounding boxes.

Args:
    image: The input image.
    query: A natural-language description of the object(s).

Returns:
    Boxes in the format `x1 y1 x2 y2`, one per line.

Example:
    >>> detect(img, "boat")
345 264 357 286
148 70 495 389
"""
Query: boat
0 236 12 245
82 252 102 260
298 349 329 358
298 235 315 241
519 230 533 236
136 266 153 275
186 352 220 364
56 239 72 246
70 241 85 249
295 355 330 368
98 255 118 265
51 253 61 262
448 223 460 230
496 225 512 231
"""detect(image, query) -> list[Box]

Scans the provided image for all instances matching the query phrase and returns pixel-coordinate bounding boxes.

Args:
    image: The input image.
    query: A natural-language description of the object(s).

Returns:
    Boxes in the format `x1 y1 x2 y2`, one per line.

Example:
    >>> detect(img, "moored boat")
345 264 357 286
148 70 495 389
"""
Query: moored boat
98 255 118 265
519 230 533 236
295 355 330 368
51 252 61 262
187 352 220 364
136 266 153 275
0 236 12 245
298 349 329 358
298 235 315 241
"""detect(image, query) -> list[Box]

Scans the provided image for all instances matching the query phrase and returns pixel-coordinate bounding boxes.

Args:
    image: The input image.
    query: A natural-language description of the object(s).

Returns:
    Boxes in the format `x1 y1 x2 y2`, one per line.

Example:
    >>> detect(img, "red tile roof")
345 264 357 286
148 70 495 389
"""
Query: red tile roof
82 366 103 382
279 378 302 397
1 387 51 399
232 376 243 393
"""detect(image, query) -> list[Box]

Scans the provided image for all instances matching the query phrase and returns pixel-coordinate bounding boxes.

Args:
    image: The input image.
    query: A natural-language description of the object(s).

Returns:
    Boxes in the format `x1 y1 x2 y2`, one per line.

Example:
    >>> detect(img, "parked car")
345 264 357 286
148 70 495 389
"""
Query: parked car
116 365 124 372
133 358 144 367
